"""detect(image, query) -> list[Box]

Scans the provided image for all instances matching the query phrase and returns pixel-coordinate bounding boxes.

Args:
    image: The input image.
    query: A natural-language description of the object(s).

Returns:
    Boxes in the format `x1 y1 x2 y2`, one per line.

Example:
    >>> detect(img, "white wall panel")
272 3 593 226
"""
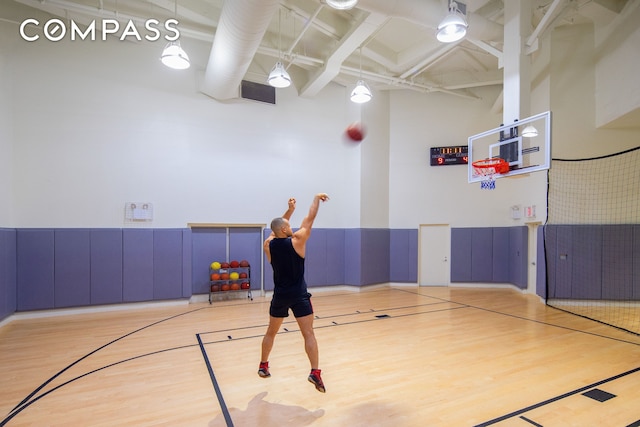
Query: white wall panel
9 33 362 228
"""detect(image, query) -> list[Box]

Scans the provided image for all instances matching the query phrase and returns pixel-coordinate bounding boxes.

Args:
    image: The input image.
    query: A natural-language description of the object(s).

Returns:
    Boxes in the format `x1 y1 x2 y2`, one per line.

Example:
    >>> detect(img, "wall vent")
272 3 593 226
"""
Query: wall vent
241 80 276 104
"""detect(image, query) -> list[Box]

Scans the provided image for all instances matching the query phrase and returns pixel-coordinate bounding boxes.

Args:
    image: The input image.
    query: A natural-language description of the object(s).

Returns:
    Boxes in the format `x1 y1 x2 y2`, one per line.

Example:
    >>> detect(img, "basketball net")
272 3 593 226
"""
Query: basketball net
472 158 509 190
480 175 496 190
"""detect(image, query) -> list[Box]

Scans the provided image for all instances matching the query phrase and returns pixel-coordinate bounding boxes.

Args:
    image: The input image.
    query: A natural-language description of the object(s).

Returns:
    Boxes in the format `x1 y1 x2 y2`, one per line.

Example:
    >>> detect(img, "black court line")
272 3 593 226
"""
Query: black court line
474 366 640 426
197 300 462 336
0 343 198 427
194 300 472 425
197 334 234 427
196 305 471 346
519 416 543 427
395 287 640 347
2 307 210 426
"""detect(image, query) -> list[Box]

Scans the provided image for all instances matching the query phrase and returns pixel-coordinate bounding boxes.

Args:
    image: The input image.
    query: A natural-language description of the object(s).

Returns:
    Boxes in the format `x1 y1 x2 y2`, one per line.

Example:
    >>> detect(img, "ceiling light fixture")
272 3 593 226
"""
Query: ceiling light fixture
161 41 190 69
268 8 291 88
436 1 468 43
522 125 539 137
351 47 372 103
324 0 358 10
268 61 292 88
161 0 190 69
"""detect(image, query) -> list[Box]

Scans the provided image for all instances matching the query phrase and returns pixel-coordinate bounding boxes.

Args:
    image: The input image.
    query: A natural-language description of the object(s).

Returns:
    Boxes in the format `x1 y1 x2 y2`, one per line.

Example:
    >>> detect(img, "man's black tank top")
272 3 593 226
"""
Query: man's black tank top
269 237 307 297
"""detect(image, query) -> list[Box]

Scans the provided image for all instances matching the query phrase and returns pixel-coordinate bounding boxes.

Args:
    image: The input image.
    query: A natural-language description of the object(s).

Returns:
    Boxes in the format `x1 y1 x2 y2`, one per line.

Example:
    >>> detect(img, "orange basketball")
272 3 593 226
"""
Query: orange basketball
239 272 248 279
346 122 365 142
211 284 220 292
221 284 230 291
239 260 250 267
220 273 230 280
240 282 250 290
230 282 240 291
211 273 220 281
230 260 240 268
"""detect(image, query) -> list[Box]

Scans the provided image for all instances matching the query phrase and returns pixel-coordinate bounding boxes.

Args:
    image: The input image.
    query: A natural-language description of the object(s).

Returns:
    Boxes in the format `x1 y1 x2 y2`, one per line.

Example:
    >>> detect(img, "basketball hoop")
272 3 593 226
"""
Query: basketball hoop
472 157 509 190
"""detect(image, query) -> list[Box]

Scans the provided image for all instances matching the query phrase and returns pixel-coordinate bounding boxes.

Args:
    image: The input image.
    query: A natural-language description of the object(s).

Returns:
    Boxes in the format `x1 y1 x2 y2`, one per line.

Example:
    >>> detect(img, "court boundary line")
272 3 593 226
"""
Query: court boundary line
0 343 198 426
5 288 636 426
396 288 640 347
1 307 209 426
197 333 234 427
197 299 465 336
474 366 640 426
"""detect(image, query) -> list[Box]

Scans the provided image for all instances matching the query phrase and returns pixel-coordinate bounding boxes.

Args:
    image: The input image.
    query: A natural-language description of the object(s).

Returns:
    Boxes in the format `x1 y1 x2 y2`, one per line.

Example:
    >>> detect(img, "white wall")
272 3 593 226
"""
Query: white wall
7 28 365 228
594 1 640 128
387 87 547 228
3 5 640 232
359 90 390 228
0 23 14 226
551 24 640 159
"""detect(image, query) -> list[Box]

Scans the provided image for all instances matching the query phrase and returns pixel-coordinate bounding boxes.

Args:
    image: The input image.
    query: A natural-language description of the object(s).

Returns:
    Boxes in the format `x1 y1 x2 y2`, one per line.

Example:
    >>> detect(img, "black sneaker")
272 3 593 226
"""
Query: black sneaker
258 361 270 378
308 369 325 393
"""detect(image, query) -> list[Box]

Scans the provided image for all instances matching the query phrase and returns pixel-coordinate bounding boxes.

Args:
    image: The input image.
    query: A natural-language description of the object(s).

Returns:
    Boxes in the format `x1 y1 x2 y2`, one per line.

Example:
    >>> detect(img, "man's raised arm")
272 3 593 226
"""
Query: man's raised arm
299 193 329 235
283 198 296 220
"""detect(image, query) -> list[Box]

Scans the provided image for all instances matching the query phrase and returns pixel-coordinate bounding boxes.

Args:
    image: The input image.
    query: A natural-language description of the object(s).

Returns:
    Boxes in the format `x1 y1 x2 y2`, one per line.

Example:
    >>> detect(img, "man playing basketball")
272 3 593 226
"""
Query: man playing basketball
258 193 330 393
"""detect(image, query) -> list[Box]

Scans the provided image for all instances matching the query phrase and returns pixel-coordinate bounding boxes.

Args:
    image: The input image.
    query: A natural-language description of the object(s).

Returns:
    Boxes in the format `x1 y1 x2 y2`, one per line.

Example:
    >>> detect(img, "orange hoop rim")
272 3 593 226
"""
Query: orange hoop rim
472 157 509 175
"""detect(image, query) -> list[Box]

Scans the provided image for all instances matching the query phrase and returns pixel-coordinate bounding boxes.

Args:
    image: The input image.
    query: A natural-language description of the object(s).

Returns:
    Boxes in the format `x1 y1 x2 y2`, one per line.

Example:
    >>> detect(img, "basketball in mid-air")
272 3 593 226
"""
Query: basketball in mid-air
346 122 365 142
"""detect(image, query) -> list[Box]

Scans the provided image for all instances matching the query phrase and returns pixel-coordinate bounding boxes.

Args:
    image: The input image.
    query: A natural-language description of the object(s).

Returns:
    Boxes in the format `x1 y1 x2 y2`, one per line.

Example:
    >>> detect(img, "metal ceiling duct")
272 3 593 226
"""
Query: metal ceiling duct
201 0 280 100
201 0 503 101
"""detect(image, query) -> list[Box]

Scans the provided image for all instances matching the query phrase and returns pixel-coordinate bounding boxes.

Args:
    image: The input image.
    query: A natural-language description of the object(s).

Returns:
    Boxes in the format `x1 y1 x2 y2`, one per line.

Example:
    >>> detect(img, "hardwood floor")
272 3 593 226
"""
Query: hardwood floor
1 286 639 426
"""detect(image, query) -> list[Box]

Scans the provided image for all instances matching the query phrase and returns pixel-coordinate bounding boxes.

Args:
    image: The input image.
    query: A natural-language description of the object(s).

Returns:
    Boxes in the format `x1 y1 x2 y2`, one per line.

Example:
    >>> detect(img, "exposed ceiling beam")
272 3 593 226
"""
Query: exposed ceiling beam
526 0 564 53
300 10 387 97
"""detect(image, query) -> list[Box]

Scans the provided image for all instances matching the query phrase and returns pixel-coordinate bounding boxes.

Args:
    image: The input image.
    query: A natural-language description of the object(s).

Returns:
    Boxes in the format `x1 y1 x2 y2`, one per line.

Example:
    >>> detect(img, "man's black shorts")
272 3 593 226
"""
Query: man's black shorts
269 292 313 318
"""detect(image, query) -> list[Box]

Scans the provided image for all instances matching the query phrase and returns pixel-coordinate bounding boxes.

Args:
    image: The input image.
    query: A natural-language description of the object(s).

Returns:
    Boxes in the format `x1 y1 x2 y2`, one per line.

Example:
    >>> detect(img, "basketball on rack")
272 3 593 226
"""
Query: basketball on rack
240 282 250 290
230 260 240 268
229 272 239 280
221 284 230 291
211 284 220 292
220 272 230 280
211 261 221 270
239 260 250 267
230 282 240 291
211 273 220 281
239 272 247 279
221 262 230 269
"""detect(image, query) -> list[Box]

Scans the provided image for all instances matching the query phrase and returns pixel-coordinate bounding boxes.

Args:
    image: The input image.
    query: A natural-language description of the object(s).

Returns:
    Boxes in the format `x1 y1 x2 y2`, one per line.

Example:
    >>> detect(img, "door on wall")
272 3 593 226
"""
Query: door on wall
419 224 450 286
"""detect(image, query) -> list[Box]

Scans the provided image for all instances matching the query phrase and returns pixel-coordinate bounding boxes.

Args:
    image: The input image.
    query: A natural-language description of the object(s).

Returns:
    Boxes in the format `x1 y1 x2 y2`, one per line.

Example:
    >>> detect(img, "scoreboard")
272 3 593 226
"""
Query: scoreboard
430 145 468 166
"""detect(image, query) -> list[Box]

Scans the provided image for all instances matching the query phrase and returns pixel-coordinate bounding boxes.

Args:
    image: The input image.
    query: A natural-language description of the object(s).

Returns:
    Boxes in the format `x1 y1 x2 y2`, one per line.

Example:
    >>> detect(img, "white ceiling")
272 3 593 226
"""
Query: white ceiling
3 0 632 102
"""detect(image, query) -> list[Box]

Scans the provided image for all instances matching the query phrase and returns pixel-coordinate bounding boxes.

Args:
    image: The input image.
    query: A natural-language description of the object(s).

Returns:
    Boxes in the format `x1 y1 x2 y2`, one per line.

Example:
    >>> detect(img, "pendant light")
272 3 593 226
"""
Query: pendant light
522 125 539 137
161 0 190 69
350 47 371 103
324 0 358 10
436 1 468 43
268 8 291 88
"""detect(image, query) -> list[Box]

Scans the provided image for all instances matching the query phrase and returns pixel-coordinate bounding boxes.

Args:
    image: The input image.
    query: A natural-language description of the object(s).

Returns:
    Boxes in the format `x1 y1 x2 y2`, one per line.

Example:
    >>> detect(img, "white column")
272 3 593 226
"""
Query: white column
503 0 532 126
